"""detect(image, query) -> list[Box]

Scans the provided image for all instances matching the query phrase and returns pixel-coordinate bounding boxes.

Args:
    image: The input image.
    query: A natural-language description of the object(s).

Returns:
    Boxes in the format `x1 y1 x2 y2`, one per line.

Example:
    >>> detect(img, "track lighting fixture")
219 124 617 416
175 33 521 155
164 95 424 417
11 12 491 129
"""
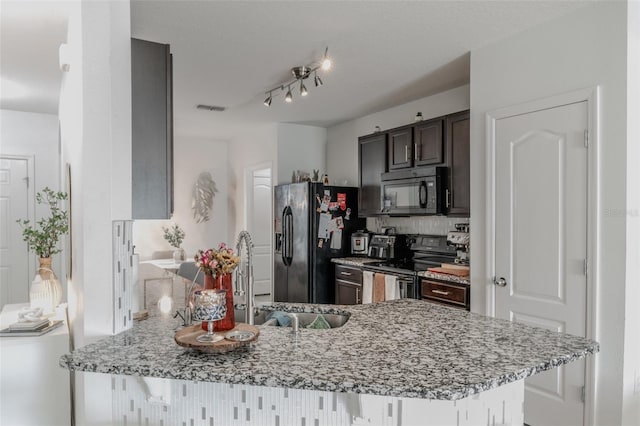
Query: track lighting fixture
263 92 272 107
262 46 331 106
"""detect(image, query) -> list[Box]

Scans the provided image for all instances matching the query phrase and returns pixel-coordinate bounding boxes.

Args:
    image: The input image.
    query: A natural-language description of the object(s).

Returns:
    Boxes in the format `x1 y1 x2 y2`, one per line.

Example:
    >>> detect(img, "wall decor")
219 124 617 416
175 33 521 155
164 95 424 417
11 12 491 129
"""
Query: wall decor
192 172 218 223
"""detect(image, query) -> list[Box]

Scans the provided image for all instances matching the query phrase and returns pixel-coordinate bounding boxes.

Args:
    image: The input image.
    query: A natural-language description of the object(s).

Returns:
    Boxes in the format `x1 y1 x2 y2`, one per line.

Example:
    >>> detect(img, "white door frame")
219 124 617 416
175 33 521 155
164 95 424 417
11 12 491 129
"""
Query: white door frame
485 87 599 426
244 161 273 295
0 154 37 286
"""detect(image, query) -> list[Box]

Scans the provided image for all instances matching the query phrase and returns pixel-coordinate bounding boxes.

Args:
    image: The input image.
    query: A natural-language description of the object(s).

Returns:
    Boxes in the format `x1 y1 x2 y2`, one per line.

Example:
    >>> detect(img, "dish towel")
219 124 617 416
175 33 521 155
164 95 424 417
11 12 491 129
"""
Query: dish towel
384 274 400 300
362 271 373 304
373 273 386 303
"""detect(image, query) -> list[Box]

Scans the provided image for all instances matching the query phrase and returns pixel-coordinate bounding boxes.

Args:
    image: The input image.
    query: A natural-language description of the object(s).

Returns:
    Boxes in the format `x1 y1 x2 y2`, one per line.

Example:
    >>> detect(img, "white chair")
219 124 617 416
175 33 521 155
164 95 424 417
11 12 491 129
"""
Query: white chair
142 250 175 310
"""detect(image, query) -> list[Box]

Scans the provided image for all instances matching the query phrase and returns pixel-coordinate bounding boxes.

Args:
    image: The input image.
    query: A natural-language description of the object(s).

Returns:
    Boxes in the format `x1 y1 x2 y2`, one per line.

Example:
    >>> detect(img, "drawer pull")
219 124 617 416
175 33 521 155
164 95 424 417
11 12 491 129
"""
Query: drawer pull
431 289 450 296
340 272 352 276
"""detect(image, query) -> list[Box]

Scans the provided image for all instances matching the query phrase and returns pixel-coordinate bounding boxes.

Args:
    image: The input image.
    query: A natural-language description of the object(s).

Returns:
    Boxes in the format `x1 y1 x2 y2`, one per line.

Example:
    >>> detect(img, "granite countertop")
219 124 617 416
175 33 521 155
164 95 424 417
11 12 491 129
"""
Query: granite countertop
331 256 377 267
332 257 470 285
417 270 470 285
60 299 598 400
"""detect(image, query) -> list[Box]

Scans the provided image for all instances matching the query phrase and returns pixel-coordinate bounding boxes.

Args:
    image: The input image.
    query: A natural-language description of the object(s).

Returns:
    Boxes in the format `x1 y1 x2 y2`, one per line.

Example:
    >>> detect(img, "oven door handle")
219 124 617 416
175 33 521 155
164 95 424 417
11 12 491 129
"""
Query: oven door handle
397 278 414 299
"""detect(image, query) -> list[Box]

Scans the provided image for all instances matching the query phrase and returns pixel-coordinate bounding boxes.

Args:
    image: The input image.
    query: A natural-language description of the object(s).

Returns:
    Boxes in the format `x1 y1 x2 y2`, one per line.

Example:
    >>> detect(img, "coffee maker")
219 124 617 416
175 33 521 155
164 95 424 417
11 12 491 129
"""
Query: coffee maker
447 223 470 265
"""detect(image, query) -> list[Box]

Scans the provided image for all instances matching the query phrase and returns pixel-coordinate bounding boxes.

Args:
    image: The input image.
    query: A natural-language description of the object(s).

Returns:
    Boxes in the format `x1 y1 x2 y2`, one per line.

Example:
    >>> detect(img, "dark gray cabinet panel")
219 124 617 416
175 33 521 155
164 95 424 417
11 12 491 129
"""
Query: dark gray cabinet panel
414 118 444 166
358 133 387 216
335 265 362 305
131 38 173 219
445 111 470 217
388 126 413 170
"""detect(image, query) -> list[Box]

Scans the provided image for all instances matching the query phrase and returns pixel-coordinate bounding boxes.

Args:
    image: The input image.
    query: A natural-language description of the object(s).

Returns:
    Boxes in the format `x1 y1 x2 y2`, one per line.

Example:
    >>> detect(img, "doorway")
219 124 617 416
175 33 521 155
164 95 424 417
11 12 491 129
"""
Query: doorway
0 155 35 309
488 89 598 425
245 163 272 298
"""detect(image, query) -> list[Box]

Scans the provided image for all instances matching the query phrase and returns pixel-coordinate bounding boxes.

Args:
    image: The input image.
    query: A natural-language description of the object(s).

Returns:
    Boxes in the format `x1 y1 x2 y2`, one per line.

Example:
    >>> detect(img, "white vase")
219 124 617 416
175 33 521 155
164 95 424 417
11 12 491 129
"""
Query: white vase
29 258 62 315
172 248 185 263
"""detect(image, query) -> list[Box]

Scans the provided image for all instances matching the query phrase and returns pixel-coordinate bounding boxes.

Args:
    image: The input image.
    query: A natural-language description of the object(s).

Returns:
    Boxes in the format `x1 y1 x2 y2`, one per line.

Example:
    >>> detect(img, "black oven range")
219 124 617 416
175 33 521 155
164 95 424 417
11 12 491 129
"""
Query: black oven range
362 234 458 300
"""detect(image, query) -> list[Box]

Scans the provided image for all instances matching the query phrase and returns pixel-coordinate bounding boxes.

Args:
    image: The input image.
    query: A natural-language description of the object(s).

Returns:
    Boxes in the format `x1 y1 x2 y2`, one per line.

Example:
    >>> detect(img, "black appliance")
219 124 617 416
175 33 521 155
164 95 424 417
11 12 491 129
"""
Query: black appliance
367 234 408 261
361 234 458 300
380 166 447 216
274 183 365 304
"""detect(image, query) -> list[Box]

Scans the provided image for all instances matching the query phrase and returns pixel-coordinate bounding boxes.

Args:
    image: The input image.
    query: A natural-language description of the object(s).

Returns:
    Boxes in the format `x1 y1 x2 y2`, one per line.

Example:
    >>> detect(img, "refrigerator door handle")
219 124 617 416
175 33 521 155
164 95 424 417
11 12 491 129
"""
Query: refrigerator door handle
282 206 293 266
286 208 294 264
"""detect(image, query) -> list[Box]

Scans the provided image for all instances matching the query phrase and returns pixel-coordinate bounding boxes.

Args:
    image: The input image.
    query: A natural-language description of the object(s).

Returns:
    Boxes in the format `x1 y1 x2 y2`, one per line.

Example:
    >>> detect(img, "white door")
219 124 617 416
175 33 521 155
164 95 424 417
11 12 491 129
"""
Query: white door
495 101 588 425
0 158 31 309
246 166 272 296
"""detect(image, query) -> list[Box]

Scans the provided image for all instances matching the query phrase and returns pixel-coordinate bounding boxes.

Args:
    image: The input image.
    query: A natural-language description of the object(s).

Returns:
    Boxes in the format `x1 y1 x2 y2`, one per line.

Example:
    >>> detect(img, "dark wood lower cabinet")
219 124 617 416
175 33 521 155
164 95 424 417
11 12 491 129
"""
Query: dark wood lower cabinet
335 265 363 305
335 280 362 305
421 279 470 310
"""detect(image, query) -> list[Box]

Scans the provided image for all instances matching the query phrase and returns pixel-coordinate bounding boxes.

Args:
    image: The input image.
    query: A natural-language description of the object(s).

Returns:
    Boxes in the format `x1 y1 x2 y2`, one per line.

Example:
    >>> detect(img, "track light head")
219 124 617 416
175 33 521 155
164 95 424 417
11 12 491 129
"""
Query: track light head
263 93 272 107
314 73 323 87
300 81 308 96
285 86 293 103
321 47 331 71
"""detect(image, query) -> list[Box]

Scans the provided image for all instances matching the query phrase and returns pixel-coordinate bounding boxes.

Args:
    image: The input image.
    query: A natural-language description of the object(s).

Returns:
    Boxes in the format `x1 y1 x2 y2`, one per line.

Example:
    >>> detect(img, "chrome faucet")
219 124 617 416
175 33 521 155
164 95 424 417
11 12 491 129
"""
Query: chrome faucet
235 231 256 325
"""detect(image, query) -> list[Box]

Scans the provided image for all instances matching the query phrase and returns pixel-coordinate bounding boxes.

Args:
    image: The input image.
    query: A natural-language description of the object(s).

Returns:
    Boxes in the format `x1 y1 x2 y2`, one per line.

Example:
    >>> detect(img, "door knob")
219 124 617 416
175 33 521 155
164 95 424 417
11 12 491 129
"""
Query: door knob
493 277 507 287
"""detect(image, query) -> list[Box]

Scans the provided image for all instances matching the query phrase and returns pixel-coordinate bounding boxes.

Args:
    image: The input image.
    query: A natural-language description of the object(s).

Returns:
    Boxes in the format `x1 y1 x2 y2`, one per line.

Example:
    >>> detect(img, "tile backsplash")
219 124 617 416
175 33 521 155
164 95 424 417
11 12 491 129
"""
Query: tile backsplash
367 216 469 236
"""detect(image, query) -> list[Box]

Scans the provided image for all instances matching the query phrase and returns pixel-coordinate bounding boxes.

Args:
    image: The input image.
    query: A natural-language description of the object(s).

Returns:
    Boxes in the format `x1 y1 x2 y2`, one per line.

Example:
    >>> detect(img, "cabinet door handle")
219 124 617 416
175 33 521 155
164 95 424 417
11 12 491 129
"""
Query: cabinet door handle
431 289 450 296
356 288 360 304
414 142 419 161
405 145 409 162
340 271 352 276
445 189 451 208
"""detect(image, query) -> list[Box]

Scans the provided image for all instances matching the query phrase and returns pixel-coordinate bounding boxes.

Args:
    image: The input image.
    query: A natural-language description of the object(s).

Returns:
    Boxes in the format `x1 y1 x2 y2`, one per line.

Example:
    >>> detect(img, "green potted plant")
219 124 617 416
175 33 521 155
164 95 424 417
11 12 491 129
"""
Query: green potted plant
16 187 69 312
162 223 186 262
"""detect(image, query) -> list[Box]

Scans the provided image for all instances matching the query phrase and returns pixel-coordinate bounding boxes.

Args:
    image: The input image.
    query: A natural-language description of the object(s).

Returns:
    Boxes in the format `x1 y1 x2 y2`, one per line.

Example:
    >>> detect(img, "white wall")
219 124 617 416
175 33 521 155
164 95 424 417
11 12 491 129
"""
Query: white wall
133 138 230 260
326 85 470 186
469 2 629 424
58 0 132 346
228 123 278 237
0 109 65 294
623 0 640 422
276 123 327 185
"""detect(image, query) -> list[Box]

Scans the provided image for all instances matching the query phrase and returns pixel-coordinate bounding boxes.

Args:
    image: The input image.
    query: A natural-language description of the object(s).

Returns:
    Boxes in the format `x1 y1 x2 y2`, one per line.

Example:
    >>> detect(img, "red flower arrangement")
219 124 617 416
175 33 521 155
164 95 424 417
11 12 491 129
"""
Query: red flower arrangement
194 243 240 276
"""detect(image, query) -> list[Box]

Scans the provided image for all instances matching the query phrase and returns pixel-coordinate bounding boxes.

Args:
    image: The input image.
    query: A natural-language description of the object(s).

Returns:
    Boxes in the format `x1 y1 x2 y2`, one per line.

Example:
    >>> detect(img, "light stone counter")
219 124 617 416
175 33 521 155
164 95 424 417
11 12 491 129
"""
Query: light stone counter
61 299 596 401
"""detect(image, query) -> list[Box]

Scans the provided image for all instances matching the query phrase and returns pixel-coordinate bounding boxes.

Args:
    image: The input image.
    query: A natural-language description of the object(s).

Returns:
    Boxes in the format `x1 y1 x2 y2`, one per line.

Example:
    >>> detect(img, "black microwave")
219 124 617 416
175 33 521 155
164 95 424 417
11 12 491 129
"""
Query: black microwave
380 167 447 216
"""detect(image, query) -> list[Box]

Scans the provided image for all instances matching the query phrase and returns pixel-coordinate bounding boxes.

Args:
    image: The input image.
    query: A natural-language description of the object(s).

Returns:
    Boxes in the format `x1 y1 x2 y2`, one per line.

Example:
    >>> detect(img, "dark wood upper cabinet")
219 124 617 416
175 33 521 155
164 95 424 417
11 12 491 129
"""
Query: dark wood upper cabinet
414 118 444 166
359 133 387 216
445 110 470 217
357 110 469 218
131 38 174 219
388 126 413 170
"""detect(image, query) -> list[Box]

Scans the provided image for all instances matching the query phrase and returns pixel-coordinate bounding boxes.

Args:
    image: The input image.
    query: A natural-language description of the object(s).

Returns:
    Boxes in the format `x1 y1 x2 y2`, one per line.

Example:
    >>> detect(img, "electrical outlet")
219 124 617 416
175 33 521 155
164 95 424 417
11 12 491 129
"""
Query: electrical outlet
635 370 640 395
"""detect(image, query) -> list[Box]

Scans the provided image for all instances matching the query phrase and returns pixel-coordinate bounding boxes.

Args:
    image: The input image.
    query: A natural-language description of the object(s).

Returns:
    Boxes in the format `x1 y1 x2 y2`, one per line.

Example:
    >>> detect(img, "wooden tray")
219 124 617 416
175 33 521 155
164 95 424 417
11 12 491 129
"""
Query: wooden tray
174 323 260 353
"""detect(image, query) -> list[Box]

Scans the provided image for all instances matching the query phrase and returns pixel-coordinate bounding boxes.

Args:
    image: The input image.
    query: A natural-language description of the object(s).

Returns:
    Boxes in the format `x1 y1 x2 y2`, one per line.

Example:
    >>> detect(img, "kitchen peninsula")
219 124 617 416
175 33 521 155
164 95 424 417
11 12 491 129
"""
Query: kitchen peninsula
60 299 598 425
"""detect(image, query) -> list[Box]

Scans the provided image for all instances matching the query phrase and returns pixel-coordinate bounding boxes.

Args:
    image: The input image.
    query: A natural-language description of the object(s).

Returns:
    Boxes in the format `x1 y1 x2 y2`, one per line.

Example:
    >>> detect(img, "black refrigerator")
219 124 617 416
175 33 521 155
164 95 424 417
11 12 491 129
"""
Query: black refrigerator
274 183 365 304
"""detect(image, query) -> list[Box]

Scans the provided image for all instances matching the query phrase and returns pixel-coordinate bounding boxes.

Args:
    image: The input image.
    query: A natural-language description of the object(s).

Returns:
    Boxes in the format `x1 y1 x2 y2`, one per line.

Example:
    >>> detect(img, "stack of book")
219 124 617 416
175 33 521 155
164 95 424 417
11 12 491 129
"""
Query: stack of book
0 319 63 337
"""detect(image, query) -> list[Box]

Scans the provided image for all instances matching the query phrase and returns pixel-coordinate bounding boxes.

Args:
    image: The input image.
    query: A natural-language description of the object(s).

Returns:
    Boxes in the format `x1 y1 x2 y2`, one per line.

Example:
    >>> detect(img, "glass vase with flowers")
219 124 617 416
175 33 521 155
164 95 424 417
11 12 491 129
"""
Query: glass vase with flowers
194 243 240 331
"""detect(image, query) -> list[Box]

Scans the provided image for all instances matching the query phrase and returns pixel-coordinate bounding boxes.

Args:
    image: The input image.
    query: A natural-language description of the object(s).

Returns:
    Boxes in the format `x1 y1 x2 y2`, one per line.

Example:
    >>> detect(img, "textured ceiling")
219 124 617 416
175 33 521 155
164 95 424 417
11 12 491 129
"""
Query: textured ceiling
1 1 590 139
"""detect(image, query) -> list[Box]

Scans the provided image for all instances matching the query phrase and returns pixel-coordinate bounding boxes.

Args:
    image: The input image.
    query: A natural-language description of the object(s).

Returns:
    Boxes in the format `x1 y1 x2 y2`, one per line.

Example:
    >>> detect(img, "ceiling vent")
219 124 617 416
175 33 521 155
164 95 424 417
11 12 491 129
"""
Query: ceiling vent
197 104 226 112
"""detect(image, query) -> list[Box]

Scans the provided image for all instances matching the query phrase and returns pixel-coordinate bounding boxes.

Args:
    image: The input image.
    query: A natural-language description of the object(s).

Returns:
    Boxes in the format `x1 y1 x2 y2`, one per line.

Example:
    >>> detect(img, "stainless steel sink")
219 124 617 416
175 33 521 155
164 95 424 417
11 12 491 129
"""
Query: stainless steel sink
234 309 349 328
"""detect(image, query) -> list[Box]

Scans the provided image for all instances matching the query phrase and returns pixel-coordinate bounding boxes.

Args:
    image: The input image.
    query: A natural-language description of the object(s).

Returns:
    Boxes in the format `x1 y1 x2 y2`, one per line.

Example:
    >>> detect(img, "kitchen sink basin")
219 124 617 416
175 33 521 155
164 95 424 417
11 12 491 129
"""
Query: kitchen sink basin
234 309 349 328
